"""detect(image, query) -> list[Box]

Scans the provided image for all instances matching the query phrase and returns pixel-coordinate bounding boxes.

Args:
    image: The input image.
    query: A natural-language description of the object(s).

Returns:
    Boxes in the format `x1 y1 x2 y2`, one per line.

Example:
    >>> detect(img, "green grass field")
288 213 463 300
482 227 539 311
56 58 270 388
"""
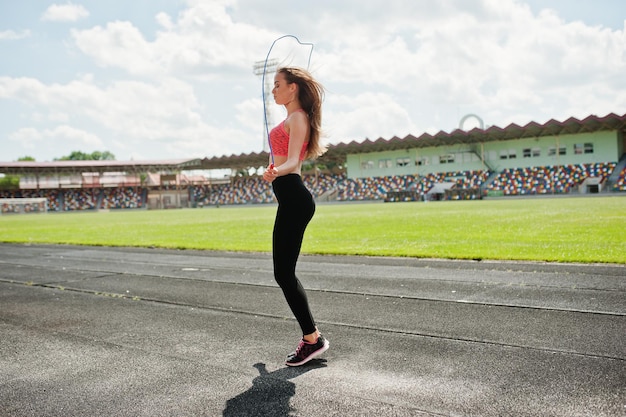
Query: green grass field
1 196 625 264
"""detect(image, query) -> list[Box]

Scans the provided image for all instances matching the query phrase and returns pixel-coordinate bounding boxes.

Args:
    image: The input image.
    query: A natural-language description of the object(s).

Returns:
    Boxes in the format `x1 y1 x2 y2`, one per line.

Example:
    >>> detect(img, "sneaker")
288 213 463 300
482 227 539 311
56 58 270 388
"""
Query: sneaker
285 335 329 367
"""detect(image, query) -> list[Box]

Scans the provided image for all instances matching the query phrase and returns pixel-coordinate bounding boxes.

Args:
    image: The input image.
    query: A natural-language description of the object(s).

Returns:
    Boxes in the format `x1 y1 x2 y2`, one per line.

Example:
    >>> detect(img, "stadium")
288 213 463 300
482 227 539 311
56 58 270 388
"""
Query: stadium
2 112 625 416
1 112 625 213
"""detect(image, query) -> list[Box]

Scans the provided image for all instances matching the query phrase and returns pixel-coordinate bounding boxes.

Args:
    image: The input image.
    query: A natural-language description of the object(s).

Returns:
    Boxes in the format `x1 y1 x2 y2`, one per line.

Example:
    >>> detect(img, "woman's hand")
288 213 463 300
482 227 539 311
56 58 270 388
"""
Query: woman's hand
263 164 278 182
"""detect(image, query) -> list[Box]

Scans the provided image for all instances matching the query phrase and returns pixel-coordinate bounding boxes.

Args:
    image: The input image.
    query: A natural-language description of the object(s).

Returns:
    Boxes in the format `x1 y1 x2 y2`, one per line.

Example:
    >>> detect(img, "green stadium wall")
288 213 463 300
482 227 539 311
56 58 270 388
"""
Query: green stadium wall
345 130 621 179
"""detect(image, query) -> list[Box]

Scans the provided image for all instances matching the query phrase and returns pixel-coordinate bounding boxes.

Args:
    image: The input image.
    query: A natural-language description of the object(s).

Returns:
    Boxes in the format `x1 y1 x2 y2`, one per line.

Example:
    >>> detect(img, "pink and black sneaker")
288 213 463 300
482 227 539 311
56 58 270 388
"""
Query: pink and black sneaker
285 335 329 367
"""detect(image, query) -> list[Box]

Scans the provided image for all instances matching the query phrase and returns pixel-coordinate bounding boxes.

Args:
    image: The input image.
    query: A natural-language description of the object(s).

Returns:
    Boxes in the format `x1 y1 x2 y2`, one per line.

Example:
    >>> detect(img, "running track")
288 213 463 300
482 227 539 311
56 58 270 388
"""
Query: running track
0 244 624 416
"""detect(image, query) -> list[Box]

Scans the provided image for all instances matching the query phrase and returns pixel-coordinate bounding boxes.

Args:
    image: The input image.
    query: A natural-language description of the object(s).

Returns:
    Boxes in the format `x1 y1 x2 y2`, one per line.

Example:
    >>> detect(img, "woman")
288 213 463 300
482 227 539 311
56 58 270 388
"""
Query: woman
262 67 329 366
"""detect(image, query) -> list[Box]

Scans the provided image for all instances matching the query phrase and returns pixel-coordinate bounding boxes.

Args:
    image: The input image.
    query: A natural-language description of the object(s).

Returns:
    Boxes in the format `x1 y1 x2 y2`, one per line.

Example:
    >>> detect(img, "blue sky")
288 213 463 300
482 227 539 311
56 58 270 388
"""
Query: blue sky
1 0 625 163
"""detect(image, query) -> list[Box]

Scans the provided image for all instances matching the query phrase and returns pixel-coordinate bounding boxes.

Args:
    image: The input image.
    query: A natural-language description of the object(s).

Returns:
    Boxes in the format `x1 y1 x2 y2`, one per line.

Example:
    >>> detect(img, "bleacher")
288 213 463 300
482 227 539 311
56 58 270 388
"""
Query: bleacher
1 161 623 212
304 173 344 198
63 189 97 211
336 170 490 201
487 163 616 195
100 187 144 209
1 188 144 211
613 166 626 191
2 189 60 212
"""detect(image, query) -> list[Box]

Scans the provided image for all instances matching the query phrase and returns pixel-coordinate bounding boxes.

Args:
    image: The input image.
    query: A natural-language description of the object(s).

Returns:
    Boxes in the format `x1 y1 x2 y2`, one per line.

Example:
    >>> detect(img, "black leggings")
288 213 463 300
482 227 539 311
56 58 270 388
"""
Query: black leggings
271 174 317 335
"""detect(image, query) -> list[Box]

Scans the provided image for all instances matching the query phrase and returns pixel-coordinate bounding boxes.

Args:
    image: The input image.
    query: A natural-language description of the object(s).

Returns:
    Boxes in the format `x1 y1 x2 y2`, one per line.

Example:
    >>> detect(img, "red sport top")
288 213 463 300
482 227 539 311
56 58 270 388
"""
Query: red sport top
269 111 309 161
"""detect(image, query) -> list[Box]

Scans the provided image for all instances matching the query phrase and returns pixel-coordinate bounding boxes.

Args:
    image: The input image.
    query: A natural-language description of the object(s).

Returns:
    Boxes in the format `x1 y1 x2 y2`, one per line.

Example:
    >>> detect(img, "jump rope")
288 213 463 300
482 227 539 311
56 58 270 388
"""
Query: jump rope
261 35 315 169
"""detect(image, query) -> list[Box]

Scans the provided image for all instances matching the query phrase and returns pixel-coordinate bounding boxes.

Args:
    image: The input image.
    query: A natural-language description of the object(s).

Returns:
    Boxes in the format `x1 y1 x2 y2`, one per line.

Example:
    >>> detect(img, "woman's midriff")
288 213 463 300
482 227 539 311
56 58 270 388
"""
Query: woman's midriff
272 155 302 176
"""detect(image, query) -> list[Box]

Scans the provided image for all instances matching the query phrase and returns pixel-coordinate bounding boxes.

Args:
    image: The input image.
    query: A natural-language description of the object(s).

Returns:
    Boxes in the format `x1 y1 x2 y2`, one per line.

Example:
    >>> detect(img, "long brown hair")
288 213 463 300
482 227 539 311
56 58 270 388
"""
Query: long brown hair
277 67 327 160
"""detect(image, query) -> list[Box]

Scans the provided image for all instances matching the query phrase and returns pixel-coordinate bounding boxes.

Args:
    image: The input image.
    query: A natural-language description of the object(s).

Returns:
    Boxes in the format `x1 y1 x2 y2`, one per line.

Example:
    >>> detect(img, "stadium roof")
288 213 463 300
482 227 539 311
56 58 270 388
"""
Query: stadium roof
199 112 626 169
2 112 624 175
325 111 626 158
0 159 203 176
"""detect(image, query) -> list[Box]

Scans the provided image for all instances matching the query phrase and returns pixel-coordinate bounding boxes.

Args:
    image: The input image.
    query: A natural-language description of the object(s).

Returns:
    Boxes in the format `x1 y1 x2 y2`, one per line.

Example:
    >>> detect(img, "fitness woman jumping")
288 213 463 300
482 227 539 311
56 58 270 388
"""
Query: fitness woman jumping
262 67 329 366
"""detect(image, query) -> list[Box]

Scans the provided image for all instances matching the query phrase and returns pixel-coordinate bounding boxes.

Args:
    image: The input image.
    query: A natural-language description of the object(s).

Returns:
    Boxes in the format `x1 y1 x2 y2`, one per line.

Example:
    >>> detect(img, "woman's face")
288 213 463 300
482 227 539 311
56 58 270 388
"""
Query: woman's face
272 71 296 105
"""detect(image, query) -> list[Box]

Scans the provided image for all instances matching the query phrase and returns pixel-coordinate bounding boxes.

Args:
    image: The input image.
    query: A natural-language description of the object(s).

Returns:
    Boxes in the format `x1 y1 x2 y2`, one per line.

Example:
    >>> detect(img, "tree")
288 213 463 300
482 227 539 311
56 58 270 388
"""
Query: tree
0 175 20 190
0 157 35 190
55 151 115 161
91 151 115 160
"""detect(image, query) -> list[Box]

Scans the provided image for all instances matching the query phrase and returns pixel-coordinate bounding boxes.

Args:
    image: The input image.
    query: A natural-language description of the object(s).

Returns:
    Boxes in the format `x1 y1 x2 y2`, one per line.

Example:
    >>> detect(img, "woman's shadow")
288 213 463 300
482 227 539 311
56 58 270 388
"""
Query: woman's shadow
222 360 327 417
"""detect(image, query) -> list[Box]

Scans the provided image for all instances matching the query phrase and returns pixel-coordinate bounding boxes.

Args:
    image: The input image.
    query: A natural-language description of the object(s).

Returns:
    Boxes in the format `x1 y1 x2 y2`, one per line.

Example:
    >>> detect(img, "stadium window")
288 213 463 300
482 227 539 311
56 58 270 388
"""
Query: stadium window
361 160 374 170
584 143 594 154
439 154 455 164
532 148 541 157
508 149 517 159
396 157 411 167
378 159 393 169
417 157 429 166
574 144 583 154
548 146 567 156
499 150 508 160
523 148 532 158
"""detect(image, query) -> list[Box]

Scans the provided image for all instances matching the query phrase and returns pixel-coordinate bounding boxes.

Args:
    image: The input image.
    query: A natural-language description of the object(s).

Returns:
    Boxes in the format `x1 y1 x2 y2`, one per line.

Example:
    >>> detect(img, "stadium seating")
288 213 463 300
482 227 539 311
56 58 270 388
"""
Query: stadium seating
100 187 143 209
336 171 490 201
2 162 622 212
304 173 345 197
613 166 626 191
487 163 616 195
63 189 97 211
191 178 273 206
1 189 63 212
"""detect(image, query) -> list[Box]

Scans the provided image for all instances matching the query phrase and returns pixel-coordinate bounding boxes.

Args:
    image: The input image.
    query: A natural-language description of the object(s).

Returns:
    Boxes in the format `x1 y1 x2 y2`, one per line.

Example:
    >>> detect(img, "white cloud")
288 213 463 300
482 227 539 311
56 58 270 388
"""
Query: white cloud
325 93 417 142
70 3 277 78
155 12 174 31
48 125 102 145
9 125 102 150
9 127 42 146
41 3 90 22
307 0 626 135
236 98 263 132
71 22 160 76
1 0 624 163
0 30 31 41
0 74 249 160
